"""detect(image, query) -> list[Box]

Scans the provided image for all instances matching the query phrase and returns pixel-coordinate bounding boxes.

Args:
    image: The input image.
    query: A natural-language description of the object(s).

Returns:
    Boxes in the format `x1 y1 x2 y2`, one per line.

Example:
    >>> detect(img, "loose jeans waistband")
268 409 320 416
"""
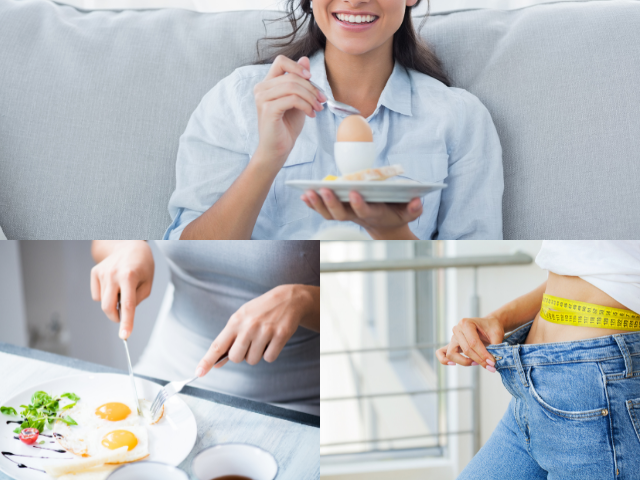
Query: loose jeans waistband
486 320 640 382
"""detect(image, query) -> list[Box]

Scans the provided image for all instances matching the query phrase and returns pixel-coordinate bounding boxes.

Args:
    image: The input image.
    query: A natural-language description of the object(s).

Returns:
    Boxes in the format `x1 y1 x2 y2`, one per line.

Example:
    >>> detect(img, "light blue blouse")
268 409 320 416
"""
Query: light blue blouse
164 48 504 240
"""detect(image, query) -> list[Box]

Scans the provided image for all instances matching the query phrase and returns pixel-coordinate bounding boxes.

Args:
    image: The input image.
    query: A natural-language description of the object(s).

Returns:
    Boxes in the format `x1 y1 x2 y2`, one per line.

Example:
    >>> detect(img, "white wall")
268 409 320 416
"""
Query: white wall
18 241 170 370
0 241 28 347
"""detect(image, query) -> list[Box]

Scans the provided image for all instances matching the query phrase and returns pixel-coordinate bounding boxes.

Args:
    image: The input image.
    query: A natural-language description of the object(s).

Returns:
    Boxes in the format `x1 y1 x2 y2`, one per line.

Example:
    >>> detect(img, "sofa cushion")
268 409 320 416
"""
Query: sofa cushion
0 0 638 239
0 0 288 239
423 0 640 239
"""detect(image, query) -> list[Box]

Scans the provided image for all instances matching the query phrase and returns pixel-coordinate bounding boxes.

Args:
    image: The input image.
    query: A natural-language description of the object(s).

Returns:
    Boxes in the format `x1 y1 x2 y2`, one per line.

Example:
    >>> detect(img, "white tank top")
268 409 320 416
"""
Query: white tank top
535 241 640 314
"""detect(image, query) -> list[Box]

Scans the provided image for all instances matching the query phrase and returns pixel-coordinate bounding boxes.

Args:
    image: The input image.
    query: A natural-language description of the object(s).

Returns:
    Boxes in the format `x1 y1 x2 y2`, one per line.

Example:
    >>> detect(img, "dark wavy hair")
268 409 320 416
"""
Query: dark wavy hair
254 0 450 87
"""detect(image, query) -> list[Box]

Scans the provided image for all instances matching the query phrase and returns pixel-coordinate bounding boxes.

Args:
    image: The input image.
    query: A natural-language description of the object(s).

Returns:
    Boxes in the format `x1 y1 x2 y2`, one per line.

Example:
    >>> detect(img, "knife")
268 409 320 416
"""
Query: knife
117 293 142 417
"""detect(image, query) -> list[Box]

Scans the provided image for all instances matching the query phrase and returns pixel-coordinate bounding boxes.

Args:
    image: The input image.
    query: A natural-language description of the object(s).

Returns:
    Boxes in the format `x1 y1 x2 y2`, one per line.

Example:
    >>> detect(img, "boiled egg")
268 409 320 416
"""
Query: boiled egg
336 115 373 142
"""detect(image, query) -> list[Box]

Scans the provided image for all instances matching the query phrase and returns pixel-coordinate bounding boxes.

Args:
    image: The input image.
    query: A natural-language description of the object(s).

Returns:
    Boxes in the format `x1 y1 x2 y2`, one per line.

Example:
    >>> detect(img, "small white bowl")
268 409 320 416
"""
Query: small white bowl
334 141 376 176
191 444 278 480
107 461 189 480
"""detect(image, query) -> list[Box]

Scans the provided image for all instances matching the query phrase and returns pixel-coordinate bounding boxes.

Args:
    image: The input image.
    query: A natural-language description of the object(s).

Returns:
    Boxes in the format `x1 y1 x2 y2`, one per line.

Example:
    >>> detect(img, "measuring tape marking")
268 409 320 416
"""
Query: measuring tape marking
540 295 640 331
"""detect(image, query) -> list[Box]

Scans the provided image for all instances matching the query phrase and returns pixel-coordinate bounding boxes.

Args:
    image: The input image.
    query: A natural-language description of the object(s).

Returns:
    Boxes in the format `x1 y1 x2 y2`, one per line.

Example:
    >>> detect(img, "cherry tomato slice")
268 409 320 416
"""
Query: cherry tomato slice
19 428 39 445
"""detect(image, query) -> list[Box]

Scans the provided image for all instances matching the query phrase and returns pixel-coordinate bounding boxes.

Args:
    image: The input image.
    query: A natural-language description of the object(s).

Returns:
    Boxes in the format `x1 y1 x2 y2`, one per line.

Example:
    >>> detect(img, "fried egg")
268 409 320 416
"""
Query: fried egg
89 425 149 463
53 398 162 457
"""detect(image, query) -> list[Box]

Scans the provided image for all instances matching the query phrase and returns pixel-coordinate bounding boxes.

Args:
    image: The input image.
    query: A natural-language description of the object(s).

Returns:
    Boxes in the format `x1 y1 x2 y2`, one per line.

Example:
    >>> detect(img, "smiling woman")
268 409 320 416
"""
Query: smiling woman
164 0 503 240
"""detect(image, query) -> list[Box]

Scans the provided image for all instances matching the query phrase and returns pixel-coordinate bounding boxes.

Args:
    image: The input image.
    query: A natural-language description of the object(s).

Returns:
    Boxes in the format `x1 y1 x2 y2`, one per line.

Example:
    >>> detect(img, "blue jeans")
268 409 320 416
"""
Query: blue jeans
458 320 640 480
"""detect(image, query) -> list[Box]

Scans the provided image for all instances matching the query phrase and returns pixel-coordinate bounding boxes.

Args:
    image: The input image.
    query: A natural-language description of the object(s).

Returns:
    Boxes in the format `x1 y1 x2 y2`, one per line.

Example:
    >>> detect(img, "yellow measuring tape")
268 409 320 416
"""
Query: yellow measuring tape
540 294 640 331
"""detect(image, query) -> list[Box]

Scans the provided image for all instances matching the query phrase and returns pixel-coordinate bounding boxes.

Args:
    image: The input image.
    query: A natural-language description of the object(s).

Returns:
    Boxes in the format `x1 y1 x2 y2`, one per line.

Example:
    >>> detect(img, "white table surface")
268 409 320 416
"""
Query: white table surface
0 344 319 480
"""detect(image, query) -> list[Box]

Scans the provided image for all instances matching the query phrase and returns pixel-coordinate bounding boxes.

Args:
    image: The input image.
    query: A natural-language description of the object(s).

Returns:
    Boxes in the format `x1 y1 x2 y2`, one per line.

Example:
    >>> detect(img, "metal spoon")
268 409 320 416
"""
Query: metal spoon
309 79 361 116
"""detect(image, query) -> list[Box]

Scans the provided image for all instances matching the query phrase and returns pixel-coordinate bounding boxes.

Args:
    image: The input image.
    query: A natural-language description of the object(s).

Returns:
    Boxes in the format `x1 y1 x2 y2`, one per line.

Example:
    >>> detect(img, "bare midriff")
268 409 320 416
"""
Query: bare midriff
524 272 633 345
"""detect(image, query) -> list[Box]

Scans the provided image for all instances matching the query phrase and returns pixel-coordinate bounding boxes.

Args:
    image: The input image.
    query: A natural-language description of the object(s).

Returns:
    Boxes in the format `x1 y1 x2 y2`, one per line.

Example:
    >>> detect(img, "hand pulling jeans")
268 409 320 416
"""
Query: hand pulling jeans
458 320 640 480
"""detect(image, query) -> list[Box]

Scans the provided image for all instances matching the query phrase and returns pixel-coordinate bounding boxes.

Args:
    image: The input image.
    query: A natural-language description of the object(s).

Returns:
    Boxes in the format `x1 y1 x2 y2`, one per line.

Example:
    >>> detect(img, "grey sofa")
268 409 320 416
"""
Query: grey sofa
0 0 638 239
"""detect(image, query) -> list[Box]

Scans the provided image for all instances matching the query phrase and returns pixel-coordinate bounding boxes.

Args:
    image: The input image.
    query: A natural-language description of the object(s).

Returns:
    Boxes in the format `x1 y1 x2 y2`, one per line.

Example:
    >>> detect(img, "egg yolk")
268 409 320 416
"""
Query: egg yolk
101 430 138 452
95 403 131 421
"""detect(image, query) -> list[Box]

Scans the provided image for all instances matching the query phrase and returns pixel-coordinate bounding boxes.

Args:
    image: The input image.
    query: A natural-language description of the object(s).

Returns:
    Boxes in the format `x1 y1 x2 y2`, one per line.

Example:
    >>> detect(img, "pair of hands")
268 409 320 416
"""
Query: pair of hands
90 241 314 377
252 54 422 239
436 315 504 372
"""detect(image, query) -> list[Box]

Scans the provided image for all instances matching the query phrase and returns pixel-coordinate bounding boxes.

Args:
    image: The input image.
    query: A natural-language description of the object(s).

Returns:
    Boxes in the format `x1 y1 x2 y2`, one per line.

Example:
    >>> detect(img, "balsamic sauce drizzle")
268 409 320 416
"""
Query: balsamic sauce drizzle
33 445 67 453
3 428 70 472
1 452 47 473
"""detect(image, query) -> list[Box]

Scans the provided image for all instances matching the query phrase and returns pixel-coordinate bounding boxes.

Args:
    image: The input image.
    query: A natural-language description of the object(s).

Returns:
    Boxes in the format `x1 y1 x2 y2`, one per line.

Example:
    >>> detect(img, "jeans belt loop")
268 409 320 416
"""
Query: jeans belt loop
512 344 529 387
613 334 634 378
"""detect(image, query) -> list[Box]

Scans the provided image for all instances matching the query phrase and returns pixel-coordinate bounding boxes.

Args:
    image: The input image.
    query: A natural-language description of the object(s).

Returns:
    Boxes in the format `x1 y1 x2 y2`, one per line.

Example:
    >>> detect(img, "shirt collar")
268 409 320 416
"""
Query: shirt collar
308 48 412 117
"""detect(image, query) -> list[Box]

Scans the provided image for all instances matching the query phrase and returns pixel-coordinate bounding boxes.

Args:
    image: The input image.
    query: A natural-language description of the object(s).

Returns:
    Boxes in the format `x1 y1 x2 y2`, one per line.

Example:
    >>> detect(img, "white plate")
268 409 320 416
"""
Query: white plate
286 179 446 203
0 373 197 480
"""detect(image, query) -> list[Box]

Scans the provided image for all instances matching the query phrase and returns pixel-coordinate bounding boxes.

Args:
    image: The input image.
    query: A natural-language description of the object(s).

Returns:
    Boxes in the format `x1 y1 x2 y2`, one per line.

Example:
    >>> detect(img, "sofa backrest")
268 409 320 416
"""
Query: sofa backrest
0 0 638 239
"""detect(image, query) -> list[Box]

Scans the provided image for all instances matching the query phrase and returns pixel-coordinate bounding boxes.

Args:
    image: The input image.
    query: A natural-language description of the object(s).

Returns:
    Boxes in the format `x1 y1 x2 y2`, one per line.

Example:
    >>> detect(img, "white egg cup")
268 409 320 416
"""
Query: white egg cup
107 461 189 480
191 444 278 480
334 141 376 176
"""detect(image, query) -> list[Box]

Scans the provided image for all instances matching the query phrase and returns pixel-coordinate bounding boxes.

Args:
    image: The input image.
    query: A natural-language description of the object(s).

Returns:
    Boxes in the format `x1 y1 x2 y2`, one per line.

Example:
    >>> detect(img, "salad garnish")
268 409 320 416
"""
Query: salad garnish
1 391 80 434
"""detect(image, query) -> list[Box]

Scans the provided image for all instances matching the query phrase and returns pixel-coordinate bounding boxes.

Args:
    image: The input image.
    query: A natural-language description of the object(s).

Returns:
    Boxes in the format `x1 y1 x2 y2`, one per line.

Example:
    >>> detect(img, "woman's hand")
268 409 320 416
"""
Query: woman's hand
90 241 155 340
195 284 319 376
180 55 325 241
301 188 422 240
436 315 504 372
253 55 326 168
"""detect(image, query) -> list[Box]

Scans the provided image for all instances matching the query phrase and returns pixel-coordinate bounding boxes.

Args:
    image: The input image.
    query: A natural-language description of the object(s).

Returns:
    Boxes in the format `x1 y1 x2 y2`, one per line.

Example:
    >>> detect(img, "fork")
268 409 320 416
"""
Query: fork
149 352 229 419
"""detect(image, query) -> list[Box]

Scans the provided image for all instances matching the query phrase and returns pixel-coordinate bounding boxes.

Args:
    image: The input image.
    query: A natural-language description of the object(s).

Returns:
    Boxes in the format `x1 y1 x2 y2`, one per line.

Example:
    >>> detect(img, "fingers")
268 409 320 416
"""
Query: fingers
346 192 423 223
454 320 496 372
214 357 229 368
303 190 334 219
452 323 485 366
259 82 323 115
297 56 311 73
264 54 311 81
446 339 474 367
228 331 251 365
267 94 317 118
263 330 289 363
196 331 235 377
459 318 496 368
388 197 423 223
436 346 456 366
118 281 136 340
260 72 325 105
318 188 356 221
245 334 270 366
90 267 101 301
404 198 424 220
347 191 375 219
101 283 120 324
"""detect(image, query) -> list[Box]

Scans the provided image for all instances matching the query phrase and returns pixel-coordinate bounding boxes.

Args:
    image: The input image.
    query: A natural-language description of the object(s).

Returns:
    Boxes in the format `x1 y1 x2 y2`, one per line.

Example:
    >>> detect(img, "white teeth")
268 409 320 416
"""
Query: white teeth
336 13 376 23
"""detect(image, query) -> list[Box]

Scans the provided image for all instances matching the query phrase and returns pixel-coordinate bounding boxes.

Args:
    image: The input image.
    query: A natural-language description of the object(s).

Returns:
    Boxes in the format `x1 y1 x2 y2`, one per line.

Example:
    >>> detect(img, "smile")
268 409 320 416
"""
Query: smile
332 12 379 27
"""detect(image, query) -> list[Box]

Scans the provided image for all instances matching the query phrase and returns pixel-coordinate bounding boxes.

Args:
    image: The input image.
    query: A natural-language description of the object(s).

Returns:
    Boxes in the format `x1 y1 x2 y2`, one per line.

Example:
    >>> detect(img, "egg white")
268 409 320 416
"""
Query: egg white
53 399 141 456
88 425 149 463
